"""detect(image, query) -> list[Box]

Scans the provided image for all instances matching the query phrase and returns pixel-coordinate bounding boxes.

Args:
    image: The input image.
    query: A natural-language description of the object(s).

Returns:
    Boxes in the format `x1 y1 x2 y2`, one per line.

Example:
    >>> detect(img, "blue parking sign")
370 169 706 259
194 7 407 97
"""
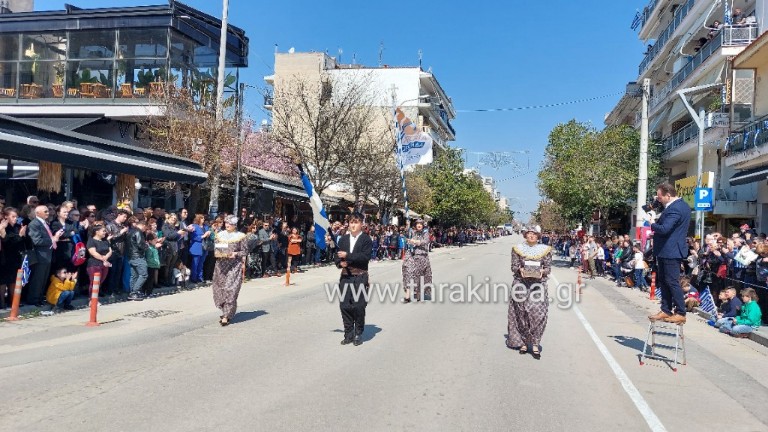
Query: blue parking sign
694 187 713 211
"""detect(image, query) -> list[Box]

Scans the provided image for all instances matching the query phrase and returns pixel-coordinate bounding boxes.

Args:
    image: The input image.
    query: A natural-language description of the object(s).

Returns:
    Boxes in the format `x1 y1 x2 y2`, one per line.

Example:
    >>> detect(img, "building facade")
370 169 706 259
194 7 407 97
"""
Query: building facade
0 1 248 210
607 0 766 234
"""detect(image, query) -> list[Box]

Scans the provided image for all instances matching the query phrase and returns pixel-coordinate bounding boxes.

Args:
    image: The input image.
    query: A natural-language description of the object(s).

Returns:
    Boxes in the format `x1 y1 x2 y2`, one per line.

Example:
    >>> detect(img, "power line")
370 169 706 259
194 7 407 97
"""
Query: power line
456 91 624 113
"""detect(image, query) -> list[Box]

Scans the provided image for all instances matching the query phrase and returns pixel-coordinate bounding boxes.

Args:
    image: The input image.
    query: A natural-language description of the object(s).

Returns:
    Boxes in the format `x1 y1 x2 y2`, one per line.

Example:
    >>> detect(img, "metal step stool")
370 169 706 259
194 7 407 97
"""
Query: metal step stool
639 320 687 372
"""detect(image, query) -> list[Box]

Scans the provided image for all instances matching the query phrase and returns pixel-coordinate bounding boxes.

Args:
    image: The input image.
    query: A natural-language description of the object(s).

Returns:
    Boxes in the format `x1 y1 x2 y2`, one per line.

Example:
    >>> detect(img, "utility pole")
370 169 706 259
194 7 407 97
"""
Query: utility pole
635 78 650 239
208 0 229 216
233 82 245 214
696 107 705 241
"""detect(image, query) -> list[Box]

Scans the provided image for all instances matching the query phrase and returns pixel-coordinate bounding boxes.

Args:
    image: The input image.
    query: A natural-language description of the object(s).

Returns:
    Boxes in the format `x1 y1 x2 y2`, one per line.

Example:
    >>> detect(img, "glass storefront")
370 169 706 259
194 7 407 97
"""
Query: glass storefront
0 26 239 103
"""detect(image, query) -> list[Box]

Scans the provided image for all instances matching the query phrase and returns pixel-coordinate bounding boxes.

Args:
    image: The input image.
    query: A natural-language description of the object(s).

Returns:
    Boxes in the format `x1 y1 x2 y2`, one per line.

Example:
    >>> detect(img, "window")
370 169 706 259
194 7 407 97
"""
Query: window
0 34 19 61
68 29 115 60
118 28 168 59
0 61 18 98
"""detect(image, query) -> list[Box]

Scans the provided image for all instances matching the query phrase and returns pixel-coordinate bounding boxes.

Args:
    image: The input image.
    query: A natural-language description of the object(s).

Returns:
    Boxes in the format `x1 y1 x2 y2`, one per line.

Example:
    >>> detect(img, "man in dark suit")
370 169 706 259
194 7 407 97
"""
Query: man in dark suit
25 205 62 307
648 182 691 325
334 212 373 346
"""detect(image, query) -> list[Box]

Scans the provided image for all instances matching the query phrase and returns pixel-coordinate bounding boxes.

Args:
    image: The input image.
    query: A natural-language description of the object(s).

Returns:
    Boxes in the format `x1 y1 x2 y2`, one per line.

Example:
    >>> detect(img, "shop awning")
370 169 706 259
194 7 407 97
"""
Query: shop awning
260 180 307 199
729 166 768 186
0 114 207 184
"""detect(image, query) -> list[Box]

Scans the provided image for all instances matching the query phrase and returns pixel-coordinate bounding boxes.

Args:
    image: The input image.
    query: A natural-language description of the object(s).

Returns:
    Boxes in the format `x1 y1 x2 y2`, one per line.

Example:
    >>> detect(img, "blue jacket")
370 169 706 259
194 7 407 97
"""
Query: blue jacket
188 224 206 256
651 198 691 259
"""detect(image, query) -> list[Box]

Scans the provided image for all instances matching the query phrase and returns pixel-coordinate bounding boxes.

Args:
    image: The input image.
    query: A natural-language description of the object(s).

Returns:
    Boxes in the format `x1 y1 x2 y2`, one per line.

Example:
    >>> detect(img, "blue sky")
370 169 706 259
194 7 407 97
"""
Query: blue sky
65 0 648 219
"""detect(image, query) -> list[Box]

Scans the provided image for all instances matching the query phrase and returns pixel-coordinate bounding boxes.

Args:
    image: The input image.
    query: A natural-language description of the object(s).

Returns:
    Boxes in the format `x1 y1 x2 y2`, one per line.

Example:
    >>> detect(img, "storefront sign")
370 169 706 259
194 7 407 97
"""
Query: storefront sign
675 172 714 209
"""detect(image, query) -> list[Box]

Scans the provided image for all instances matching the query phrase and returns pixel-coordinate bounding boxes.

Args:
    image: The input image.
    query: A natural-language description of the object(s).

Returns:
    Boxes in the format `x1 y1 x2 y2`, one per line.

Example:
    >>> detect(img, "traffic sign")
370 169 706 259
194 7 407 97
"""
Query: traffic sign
694 187 713 211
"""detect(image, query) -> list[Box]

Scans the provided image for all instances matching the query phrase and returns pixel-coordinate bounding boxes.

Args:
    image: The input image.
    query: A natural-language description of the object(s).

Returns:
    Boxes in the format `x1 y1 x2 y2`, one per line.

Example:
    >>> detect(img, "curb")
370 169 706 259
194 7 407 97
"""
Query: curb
692 307 768 348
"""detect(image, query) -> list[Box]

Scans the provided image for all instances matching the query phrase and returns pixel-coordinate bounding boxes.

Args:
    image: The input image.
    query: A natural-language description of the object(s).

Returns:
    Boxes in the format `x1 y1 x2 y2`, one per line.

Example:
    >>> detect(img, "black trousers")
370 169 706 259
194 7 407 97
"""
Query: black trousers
657 257 686 316
339 273 368 340
25 260 51 305
260 250 275 273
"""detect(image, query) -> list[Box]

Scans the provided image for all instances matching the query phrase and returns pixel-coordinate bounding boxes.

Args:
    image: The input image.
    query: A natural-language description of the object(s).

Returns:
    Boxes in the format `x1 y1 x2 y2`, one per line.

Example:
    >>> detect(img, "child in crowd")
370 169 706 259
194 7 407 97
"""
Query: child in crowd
173 262 191 288
680 276 700 312
633 245 648 291
144 233 162 297
45 267 76 313
715 288 763 337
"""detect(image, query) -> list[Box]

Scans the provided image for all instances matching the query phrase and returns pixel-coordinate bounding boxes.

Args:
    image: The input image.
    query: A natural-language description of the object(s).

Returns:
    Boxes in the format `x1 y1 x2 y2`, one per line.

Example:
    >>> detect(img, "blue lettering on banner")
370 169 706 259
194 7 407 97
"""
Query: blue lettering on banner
400 141 426 153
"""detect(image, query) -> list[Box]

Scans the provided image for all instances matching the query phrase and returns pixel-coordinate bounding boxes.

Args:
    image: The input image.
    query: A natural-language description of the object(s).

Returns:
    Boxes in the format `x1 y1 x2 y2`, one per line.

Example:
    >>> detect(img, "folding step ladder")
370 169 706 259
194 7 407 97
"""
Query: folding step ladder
639 320 687 372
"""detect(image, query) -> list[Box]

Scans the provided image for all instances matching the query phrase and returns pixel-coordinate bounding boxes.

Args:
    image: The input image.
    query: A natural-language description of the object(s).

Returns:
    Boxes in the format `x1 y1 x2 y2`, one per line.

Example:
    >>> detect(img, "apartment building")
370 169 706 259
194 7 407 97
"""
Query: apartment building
264 51 456 154
607 0 766 234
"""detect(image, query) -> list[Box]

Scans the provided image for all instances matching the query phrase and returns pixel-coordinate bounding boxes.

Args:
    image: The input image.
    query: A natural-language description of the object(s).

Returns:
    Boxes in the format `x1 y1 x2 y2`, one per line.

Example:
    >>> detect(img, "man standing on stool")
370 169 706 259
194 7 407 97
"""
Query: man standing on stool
648 182 691 325
335 212 373 346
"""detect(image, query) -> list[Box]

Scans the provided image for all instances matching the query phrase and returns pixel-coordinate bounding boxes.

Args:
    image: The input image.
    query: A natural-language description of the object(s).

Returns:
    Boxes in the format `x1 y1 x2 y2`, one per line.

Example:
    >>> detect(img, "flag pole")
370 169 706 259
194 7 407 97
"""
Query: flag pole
393 104 410 229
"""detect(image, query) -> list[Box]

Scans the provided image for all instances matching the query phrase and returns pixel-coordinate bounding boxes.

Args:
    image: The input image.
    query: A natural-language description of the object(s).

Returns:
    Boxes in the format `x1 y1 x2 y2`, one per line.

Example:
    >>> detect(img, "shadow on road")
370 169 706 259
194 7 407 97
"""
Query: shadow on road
232 310 269 324
609 335 646 352
331 324 382 342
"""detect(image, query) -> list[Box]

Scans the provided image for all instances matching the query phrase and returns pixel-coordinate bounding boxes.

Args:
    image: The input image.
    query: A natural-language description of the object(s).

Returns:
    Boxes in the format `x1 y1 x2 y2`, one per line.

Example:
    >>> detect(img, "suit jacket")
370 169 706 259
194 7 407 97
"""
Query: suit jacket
335 232 373 272
27 218 54 263
651 198 691 259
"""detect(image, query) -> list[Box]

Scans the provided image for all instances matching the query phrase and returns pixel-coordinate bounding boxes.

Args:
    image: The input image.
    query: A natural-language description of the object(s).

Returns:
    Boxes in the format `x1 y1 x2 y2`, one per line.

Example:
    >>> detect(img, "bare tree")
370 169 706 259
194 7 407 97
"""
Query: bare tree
141 84 239 212
270 72 381 196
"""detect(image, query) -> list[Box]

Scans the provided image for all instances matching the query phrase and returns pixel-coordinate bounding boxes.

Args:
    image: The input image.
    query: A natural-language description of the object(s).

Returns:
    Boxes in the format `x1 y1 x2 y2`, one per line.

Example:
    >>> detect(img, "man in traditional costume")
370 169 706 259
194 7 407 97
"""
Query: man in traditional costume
335 212 373 346
401 219 433 302
212 216 248 326
507 226 552 359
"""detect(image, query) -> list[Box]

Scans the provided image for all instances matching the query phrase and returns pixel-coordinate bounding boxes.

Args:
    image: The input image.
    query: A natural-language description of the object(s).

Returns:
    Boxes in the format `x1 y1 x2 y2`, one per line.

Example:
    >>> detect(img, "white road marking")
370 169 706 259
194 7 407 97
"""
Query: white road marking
551 274 667 432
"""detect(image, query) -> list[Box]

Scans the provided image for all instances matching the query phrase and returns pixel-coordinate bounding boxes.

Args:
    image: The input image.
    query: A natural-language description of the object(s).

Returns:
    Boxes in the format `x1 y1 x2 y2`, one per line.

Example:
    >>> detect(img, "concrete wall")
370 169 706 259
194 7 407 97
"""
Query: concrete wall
754 64 768 116
6 0 33 12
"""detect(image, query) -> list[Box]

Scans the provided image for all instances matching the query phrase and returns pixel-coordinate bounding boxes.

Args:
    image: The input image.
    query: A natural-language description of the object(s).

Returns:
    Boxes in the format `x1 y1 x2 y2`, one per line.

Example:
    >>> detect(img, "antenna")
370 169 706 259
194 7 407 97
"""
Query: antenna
418 49 423 68
379 42 384 66
338 48 343 63
352 53 357 65
274 44 278 54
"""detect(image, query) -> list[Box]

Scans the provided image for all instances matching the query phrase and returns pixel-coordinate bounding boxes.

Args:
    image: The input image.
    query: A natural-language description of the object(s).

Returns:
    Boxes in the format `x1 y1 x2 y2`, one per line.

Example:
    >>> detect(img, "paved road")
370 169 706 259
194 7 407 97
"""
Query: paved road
2 235 768 432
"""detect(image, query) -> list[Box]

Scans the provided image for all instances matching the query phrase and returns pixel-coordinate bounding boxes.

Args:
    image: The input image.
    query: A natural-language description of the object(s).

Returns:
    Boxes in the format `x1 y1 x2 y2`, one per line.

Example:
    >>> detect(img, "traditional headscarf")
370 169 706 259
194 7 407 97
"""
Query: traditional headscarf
225 215 238 226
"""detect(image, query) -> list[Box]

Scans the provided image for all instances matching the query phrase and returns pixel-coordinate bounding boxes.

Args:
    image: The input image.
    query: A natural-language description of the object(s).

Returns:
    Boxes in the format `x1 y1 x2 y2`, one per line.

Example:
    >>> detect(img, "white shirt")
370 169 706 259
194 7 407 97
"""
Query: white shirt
349 231 362 252
634 251 645 269
664 197 680 208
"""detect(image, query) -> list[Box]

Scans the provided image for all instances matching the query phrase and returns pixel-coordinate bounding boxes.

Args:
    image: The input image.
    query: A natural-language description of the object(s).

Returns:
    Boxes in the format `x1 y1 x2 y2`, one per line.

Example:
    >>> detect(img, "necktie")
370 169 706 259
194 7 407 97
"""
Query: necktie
43 221 57 250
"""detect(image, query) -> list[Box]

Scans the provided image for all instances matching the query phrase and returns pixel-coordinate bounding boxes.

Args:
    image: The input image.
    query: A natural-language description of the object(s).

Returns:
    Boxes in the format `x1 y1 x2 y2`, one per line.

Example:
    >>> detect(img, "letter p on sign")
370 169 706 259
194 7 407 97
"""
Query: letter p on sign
695 187 713 210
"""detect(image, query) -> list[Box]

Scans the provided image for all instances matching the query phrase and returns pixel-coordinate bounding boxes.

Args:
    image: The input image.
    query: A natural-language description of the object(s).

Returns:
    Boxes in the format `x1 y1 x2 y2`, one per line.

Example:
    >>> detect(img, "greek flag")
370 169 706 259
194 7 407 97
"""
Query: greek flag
21 254 30 286
724 1 732 25
298 165 331 250
699 286 717 316
654 285 661 300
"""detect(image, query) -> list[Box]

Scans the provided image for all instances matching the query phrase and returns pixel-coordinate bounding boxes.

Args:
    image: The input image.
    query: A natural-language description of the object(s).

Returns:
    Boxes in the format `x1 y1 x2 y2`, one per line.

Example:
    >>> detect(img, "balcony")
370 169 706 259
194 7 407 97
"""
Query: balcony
722 23 759 47
727 114 768 153
650 32 723 111
661 112 728 157
638 0 695 77
263 94 273 109
631 0 659 32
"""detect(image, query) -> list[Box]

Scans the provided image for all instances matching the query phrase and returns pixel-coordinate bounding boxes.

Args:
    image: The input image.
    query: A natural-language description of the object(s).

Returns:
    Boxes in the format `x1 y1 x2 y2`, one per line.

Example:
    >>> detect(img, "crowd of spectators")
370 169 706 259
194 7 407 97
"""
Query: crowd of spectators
0 195 502 314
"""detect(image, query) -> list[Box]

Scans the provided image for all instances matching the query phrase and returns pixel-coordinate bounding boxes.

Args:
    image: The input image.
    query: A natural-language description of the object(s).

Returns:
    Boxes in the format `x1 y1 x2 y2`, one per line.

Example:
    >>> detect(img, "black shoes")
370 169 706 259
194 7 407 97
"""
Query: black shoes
340 337 353 345
353 335 362 346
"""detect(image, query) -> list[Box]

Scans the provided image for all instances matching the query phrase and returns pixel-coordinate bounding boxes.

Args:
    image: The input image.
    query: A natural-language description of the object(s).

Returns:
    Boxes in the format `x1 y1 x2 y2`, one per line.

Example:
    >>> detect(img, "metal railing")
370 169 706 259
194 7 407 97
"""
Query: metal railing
727 113 768 153
264 94 273 106
638 0 695 76
650 32 722 110
661 120 700 153
632 0 659 31
722 23 759 46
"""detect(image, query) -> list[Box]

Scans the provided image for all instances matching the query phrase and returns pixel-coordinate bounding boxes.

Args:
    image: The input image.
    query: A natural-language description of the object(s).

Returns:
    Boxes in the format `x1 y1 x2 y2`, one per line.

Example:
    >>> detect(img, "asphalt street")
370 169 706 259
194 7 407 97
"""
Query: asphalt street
2 235 768 432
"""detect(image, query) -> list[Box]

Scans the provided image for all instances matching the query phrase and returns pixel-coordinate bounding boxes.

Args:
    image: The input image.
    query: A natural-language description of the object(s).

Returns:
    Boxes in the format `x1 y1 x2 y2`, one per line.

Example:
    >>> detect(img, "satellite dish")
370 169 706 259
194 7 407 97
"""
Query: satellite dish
261 119 268 126
288 47 295 54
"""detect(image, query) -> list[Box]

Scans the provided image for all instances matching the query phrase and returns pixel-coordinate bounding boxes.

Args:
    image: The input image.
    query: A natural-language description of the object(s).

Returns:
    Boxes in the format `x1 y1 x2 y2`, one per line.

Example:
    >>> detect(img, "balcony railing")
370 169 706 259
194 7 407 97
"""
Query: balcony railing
638 0 695 76
727 113 768 153
632 0 659 31
264 94 273 106
722 23 759 46
661 120 699 153
650 32 722 110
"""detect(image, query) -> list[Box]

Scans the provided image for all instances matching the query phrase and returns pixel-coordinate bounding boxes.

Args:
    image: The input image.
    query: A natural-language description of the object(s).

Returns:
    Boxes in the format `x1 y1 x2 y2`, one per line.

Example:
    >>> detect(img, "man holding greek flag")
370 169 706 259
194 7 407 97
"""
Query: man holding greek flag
297 163 331 251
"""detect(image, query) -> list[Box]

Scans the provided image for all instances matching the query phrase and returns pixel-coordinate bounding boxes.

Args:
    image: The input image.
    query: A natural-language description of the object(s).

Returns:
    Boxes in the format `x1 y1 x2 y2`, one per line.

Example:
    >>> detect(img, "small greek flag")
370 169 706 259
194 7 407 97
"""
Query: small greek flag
699 286 717 316
21 254 30 287
654 285 661 300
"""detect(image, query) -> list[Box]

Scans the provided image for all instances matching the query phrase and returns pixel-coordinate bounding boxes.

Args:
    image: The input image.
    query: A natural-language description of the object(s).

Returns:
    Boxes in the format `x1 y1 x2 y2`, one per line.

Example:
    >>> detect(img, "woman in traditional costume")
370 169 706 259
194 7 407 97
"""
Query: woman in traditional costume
401 219 433 302
212 216 248 326
507 227 552 359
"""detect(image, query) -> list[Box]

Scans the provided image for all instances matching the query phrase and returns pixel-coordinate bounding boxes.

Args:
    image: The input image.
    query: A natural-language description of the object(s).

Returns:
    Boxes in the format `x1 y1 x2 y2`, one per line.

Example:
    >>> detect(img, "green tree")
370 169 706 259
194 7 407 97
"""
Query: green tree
413 147 499 226
537 120 662 225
